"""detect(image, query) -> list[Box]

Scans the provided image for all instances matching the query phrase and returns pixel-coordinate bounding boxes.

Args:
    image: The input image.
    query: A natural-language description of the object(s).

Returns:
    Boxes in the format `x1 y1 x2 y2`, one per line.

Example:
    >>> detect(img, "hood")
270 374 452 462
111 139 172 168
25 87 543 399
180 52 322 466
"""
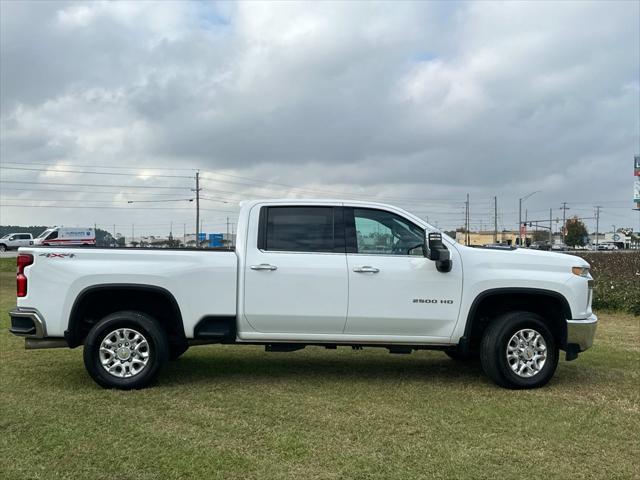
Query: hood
457 244 590 271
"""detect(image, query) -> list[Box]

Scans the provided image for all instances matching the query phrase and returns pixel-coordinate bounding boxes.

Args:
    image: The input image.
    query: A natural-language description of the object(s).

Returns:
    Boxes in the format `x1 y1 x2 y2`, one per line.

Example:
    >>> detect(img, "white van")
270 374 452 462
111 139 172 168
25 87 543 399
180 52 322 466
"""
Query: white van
33 227 96 246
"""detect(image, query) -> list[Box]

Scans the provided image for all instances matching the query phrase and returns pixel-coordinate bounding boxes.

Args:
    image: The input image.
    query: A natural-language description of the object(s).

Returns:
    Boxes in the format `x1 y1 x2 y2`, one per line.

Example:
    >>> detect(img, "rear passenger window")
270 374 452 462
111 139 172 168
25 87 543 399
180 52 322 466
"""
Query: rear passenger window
264 207 336 253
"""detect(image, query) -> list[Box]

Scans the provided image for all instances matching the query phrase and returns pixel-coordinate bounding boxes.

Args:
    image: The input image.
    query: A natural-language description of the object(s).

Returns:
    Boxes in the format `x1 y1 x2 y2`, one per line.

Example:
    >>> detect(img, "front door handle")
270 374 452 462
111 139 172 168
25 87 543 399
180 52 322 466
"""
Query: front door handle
250 263 278 271
353 266 380 273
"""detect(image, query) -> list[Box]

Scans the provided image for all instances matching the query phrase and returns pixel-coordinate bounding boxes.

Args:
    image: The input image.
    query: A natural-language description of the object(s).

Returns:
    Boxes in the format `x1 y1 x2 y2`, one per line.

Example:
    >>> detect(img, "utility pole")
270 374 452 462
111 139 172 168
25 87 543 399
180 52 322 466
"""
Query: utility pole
131 224 134 246
594 206 601 248
192 170 201 248
549 208 552 243
226 216 229 237
518 198 522 246
493 196 498 244
183 223 186 247
560 202 569 244
465 193 470 246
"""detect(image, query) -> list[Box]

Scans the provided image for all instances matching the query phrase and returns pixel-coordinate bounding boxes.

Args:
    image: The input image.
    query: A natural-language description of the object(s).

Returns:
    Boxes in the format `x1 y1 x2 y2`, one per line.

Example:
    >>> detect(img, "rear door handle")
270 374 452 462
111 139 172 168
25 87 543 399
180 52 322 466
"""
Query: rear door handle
250 263 278 271
353 266 380 273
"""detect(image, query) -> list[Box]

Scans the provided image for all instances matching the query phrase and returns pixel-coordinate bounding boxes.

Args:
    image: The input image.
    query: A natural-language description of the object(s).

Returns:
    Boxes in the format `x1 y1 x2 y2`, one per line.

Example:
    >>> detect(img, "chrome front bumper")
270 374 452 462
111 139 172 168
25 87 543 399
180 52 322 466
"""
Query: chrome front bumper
566 314 598 352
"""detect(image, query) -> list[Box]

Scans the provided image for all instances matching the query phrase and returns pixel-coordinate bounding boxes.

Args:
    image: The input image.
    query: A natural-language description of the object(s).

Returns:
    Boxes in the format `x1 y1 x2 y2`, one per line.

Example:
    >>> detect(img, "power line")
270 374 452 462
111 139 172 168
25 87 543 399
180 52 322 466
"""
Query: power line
1 197 166 205
126 198 194 204
1 180 192 190
200 171 474 204
0 161 196 172
2 166 193 179
2 162 478 206
2 160 472 204
0 203 237 212
0 187 199 197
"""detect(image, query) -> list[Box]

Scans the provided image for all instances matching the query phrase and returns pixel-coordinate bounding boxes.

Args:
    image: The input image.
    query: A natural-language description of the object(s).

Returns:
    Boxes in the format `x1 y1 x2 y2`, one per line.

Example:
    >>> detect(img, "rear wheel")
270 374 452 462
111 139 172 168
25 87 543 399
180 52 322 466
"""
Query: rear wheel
83 310 169 389
480 311 558 389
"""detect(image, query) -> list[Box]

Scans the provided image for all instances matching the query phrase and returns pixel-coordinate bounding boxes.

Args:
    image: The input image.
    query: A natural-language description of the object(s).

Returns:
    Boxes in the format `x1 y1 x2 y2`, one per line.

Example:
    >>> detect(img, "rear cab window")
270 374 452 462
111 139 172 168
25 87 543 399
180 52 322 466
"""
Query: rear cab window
258 206 345 253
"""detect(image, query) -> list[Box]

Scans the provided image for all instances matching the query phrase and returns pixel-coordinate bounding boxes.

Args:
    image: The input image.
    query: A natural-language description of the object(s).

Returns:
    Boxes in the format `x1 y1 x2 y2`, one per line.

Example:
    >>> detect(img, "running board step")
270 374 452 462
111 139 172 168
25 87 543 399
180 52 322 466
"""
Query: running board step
265 344 306 352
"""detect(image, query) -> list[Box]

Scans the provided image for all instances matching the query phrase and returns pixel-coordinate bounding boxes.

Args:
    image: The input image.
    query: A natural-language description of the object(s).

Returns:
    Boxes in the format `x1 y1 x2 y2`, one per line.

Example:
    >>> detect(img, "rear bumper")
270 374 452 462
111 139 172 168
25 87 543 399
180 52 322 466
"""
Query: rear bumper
9 307 46 338
566 314 598 352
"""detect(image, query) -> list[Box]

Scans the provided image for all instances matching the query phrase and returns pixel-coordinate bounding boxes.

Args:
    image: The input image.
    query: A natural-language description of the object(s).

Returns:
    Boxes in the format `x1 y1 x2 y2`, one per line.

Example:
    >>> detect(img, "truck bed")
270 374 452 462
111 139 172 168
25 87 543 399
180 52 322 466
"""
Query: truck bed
17 246 238 338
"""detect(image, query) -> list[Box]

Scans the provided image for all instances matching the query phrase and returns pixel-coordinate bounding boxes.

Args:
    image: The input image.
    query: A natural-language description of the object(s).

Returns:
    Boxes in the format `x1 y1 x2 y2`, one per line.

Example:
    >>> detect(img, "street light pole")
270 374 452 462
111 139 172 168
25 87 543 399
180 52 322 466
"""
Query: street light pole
518 190 540 247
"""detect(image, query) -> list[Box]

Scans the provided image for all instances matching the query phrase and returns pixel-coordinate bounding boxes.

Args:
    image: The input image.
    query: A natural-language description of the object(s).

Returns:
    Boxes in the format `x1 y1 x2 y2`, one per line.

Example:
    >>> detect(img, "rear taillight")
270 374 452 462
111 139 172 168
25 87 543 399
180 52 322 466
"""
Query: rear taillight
17 253 33 297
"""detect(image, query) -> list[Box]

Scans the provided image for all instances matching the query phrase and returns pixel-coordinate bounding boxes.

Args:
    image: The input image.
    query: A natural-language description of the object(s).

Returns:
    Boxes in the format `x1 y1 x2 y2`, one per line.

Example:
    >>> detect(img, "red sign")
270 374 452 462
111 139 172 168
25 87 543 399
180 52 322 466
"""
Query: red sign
520 224 527 237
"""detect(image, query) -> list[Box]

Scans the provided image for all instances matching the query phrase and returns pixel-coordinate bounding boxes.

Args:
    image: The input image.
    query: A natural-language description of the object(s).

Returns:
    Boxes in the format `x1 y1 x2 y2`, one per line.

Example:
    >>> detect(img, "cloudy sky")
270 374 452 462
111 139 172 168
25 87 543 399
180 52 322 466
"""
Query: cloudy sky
1 0 638 237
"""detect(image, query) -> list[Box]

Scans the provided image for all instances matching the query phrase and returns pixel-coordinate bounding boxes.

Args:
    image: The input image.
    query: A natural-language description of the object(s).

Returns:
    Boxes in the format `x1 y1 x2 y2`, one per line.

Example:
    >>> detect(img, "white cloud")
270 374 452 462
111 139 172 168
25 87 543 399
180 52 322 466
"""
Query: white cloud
1 0 638 233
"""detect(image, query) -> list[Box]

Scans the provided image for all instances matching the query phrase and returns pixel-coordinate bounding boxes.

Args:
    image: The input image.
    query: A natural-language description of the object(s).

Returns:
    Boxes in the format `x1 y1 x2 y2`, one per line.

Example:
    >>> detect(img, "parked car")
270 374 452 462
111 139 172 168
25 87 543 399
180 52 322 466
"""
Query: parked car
10 199 597 390
530 241 551 251
551 243 568 251
480 243 514 250
33 227 95 246
596 243 617 251
0 233 33 251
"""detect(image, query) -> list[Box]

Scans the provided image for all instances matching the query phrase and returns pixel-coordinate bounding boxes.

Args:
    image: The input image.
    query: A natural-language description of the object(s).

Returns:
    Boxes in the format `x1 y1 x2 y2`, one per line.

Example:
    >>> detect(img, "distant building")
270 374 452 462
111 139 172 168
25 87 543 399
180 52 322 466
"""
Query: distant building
456 230 520 246
589 232 633 249
455 230 562 247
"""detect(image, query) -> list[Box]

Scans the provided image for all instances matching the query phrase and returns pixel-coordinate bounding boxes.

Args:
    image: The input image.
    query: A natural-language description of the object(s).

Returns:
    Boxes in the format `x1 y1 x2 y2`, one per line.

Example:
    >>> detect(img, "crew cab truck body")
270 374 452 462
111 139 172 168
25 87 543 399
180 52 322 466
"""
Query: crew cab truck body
10 199 597 389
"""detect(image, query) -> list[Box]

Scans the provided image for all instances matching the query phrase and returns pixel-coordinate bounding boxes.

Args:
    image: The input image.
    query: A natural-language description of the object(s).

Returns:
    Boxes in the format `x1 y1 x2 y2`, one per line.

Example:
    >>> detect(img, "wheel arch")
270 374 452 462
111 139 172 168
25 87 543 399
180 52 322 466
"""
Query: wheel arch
460 288 572 354
65 284 185 348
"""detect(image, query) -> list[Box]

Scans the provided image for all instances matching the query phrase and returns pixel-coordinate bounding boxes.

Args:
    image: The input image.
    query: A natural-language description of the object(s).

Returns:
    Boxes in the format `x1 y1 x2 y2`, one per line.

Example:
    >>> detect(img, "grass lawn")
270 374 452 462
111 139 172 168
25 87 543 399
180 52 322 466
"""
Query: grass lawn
0 267 638 479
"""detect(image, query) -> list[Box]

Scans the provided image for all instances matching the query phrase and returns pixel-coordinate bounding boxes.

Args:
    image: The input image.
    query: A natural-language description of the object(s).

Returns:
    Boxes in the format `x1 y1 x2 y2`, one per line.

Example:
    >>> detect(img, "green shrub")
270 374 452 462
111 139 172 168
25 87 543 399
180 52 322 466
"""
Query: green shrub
572 251 640 315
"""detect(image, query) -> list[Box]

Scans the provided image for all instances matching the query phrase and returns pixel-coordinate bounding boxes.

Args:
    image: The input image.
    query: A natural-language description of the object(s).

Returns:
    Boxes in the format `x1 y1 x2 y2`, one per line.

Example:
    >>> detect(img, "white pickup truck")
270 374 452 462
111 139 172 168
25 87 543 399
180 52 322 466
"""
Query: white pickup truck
10 199 597 390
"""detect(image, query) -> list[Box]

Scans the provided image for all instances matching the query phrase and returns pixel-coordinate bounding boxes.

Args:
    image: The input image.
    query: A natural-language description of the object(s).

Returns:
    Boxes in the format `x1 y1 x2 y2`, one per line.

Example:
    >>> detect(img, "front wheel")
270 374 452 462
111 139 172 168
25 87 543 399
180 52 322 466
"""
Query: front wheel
83 310 169 389
480 311 558 389
0 244 6 252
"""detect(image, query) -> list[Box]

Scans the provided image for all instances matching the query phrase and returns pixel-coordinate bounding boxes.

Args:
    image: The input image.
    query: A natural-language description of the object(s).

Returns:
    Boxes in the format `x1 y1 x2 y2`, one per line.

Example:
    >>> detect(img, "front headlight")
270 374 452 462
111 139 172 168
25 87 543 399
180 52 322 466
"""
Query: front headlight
572 266 590 277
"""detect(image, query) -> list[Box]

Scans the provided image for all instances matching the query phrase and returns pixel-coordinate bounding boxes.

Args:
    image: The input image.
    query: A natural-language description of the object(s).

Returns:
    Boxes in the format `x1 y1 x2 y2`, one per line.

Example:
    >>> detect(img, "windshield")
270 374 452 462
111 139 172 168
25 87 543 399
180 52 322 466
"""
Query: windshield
0 234 10 239
37 229 54 239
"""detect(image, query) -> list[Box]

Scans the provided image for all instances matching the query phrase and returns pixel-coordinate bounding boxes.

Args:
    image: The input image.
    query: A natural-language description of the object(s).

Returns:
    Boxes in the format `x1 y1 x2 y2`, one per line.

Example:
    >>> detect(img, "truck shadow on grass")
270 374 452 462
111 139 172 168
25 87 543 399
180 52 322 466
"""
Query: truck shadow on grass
42 347 595 390
158 349 488 387
156 348 598 389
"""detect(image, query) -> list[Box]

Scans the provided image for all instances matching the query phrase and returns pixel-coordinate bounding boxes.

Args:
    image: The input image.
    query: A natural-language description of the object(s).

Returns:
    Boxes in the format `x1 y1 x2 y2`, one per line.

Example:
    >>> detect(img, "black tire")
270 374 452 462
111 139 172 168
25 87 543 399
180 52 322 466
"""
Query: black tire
444 349 479 362
83 310 169 389
480 311 558 389
0 244 6 252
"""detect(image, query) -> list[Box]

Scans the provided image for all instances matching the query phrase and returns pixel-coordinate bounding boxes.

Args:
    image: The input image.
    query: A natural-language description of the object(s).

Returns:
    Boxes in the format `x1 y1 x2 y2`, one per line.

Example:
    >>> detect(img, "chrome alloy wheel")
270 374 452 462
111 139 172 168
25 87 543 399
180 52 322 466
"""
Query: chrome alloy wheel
506 328 547 378
99 328 150 378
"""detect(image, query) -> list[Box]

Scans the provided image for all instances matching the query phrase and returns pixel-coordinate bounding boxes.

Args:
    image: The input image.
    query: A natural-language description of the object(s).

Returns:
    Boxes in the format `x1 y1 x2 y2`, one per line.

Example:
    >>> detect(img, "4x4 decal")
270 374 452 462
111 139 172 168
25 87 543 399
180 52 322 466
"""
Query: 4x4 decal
38 253 76 258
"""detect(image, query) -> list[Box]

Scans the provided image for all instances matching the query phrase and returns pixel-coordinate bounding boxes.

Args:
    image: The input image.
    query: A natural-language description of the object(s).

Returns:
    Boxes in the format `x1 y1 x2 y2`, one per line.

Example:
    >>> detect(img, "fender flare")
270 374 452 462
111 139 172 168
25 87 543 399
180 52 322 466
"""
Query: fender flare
65 283 185 347
459 287 573 352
